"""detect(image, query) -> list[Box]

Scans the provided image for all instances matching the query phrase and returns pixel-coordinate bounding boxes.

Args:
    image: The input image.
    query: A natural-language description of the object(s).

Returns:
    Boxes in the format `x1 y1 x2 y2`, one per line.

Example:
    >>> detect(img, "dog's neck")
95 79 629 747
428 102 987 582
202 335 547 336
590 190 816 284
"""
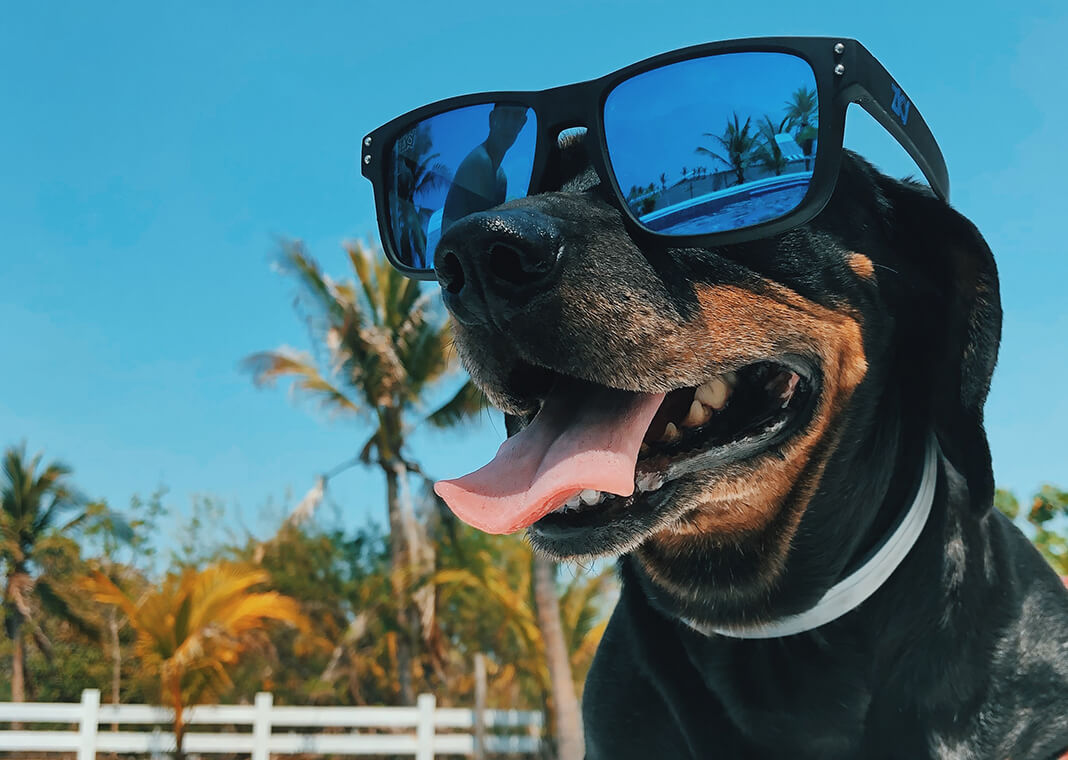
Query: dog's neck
686 434 939 639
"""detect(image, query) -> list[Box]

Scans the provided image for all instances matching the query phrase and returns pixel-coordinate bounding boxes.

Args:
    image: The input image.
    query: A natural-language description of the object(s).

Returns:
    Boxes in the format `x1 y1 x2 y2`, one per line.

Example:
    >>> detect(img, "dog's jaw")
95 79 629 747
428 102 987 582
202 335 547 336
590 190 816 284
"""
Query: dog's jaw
431 149 913 625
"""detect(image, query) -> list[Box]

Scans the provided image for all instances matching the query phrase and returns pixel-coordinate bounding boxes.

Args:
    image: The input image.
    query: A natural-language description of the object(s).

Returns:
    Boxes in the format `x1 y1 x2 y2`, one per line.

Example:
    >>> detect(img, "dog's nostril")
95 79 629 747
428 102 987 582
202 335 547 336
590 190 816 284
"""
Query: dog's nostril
487 242 529 286
438 250 466 295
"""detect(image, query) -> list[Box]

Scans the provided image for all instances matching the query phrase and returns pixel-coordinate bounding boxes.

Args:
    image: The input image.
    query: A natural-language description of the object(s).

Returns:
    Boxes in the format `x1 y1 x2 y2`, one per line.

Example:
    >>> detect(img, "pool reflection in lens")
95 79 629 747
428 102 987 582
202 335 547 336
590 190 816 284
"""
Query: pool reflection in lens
604 53 818 236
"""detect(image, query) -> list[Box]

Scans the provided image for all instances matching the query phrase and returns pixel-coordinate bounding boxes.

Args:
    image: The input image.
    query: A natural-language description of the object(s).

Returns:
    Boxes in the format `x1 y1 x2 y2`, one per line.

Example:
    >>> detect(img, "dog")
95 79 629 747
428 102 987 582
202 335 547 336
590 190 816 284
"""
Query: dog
426 131 1068 758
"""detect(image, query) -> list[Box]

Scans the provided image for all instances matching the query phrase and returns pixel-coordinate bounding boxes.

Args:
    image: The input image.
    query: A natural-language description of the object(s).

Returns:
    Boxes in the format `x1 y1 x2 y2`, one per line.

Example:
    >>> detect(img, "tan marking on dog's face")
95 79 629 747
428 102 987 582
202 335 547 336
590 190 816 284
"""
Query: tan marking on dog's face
634 281 867 589
450 254 869 583
847 252 876 280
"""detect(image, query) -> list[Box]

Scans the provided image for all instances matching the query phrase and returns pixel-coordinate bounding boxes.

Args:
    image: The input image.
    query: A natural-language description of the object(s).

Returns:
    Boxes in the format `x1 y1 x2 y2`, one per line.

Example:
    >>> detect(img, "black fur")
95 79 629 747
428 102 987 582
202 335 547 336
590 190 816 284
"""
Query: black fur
435 142 1068 758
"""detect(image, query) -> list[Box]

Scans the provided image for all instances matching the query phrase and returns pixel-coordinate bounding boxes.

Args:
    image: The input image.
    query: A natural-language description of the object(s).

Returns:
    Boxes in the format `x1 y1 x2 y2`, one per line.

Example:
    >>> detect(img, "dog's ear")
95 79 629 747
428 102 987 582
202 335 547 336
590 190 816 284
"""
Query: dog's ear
881 179 1002 515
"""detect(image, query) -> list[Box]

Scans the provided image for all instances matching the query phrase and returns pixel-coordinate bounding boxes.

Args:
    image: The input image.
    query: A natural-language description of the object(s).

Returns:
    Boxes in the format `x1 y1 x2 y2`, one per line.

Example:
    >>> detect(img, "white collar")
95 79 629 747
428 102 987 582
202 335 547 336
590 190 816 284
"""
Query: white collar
688 434 940 640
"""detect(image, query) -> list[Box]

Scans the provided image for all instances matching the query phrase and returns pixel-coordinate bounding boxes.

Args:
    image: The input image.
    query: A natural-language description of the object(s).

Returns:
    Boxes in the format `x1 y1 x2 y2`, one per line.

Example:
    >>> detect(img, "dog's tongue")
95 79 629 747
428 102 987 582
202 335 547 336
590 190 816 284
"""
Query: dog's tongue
434 378 665 534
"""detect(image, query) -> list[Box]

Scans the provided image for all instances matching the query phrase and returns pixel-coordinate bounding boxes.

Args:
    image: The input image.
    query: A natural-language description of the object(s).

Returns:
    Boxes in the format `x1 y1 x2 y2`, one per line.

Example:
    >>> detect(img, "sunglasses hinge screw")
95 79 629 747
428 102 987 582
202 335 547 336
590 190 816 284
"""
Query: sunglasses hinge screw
363 155 371 165
363 136 372 146
834 63 846 76
834 42 845 55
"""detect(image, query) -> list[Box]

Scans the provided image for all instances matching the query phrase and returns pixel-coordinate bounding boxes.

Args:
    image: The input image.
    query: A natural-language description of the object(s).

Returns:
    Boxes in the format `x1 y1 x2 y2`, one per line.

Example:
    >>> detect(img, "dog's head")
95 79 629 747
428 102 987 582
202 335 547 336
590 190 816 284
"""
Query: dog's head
433 137 1000 623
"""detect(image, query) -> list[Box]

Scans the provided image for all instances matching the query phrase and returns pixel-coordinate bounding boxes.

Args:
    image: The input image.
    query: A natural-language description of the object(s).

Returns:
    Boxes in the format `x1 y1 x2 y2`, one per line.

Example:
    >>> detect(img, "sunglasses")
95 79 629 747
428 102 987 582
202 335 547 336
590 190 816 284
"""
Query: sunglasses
361 37 948 280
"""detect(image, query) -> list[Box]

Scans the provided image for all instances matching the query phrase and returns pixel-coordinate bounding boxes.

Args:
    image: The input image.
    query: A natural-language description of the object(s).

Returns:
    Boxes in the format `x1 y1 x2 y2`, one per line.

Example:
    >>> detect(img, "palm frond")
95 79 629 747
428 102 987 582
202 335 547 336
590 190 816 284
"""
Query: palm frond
346 241 383 326
425 381 488 429
278 241 347 325
243 348 362 416
35 578 101 642
695 146 730 166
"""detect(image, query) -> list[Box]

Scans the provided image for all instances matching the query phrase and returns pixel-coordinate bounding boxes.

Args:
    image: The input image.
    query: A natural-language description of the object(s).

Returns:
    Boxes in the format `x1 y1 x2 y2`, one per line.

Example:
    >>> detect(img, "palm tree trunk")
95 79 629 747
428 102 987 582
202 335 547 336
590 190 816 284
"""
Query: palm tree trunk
109 609 121 726
382 453 437 706
9 617 25 703
384 462 416 705
394 459 436 642
171 682 186 760
532 555 584 760
9 617 26 729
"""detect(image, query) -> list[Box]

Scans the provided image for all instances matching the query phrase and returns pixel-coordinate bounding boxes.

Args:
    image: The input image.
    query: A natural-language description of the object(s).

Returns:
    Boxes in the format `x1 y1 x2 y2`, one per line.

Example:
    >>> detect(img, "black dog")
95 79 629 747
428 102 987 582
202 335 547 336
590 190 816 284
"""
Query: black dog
432 135 1068 758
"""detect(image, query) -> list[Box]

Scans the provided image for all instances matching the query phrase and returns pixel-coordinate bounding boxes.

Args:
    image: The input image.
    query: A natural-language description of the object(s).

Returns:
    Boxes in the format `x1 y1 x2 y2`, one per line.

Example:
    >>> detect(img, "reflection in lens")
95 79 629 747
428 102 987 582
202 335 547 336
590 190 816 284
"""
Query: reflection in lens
604 52 818 235
388 104 536 270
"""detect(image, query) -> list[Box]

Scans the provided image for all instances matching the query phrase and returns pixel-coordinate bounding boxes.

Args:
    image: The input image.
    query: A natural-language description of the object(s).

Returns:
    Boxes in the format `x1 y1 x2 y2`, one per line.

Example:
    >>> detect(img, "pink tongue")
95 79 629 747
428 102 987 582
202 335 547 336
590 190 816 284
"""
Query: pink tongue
434 379 665 534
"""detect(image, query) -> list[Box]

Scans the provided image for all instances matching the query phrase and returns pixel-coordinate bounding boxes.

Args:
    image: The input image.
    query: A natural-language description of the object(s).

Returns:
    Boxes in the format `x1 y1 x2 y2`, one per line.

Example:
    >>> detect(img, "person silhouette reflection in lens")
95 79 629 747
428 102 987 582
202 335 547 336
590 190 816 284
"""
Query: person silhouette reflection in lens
441 105 528 232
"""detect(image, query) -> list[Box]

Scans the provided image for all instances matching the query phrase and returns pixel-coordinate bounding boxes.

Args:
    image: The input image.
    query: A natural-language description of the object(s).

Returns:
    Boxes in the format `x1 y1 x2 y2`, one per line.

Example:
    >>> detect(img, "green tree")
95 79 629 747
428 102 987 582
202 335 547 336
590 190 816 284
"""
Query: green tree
434 523 612 760
996 484 1068 574
0 444 97 705
234 522 397 706
82 489 165 709
244 240 484 704
82 563 308 760
696 113 757 186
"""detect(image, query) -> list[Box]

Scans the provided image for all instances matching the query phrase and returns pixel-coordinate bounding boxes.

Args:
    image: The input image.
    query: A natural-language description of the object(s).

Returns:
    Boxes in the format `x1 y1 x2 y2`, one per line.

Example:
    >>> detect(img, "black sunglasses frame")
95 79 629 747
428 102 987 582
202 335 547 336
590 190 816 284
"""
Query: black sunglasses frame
361 36 949 281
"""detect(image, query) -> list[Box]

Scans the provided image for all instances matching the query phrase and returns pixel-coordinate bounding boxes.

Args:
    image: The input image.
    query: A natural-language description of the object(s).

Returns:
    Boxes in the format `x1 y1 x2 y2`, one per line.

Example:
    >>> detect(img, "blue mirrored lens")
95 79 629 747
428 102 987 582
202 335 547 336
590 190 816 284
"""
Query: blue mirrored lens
388 103 537 270
604 53 818 235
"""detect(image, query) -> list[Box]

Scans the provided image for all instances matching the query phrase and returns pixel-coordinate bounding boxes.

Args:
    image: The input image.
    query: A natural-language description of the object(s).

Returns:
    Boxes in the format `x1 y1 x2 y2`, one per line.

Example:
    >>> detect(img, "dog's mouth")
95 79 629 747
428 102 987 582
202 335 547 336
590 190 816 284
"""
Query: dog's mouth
435 357 818 552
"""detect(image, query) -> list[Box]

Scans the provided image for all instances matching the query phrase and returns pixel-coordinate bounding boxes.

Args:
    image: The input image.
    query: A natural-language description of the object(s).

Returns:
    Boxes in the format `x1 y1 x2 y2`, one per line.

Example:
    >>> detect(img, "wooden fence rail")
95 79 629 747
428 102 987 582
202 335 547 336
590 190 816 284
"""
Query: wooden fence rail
0 690 543 759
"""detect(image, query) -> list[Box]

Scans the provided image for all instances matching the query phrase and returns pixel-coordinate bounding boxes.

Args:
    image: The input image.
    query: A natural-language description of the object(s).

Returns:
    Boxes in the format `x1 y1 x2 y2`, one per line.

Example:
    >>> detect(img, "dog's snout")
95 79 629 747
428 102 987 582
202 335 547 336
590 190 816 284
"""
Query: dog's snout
434 208 561 325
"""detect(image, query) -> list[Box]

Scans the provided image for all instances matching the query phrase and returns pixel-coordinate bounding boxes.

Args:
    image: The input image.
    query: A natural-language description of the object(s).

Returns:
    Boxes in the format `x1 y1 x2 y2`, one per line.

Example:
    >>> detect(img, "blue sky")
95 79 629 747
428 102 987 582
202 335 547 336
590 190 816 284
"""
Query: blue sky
2 1 1065 542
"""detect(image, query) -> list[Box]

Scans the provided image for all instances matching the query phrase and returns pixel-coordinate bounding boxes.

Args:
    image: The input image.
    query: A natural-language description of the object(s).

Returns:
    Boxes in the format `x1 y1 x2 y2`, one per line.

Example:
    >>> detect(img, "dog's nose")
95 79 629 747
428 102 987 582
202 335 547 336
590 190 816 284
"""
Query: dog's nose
434 208 562 325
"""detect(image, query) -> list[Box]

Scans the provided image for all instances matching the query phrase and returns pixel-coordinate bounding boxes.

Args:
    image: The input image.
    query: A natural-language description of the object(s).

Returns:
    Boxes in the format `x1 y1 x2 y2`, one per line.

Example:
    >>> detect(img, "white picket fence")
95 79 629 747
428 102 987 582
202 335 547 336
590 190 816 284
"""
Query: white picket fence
0 690 543 759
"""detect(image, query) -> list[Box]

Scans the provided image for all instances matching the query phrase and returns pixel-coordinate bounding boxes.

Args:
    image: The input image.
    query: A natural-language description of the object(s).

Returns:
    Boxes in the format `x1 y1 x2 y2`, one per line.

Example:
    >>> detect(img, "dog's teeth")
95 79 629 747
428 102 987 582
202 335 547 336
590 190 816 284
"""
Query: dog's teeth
695 376 730 410
660 422 680 443
564 493 583 509
579 489 603 506
636 472 664 493
682 399 712 428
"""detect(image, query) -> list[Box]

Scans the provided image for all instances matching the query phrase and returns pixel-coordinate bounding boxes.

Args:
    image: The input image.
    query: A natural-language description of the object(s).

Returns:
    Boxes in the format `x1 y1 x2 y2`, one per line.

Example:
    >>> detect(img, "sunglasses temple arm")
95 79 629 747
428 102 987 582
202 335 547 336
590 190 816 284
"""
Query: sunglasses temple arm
841 43 950 202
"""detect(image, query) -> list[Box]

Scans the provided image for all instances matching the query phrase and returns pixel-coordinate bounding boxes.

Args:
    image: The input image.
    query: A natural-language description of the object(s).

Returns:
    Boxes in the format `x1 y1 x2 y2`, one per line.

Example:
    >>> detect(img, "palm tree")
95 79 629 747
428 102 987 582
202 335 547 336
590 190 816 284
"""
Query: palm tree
783 87 818 169
244 240 484 704
753 114 791 176
82 495 158 713
533 556 584 760
81 563 307 760
0 444 95 706
696 113 757 186
434 527 611 760
394 122 452 263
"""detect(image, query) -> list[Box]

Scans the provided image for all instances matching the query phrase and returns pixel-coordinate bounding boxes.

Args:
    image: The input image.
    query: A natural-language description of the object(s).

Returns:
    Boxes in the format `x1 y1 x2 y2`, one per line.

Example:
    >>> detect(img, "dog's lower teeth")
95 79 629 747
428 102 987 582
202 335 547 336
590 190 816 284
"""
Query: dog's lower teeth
660 422 681 443
580 489 604 506
636 473 663 493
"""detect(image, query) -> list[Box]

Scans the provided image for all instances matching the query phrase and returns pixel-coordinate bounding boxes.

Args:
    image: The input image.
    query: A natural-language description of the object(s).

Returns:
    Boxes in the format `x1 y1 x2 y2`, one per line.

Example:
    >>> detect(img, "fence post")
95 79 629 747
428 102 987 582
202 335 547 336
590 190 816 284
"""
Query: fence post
473 654 486 760
77 689 100 760
416 693 435 760
150 726 164 760
252 692 273 760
